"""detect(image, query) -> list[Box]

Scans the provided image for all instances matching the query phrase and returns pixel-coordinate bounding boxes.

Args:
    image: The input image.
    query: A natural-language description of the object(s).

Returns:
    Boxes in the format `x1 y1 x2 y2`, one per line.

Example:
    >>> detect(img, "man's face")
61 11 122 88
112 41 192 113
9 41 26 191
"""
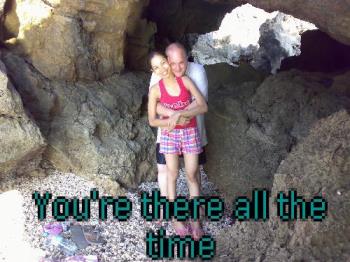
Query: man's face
167 49 188 77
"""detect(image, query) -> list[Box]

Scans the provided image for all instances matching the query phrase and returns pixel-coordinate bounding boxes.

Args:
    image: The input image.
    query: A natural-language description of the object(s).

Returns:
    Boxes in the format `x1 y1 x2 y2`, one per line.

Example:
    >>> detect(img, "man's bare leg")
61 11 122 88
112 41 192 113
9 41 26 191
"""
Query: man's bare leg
157 164 168 197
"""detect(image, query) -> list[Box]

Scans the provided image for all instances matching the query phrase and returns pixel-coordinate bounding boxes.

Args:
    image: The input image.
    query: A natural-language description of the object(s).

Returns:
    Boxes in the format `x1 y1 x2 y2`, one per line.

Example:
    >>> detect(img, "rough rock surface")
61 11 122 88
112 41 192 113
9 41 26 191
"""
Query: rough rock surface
215 110 350 261
252 12 316 74
280 30 350 73
1 51 156 188
205 66 350 201
0 59 45 177
2 0 149 81
125 18 157 71
205 63 267 201
331 71 350 98
0 0 6 39
192 7 315 73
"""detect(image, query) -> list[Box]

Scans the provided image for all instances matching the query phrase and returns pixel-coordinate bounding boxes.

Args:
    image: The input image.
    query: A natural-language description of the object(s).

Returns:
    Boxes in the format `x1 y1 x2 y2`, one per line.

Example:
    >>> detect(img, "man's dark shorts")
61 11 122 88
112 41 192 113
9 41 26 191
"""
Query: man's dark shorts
156 143 207 165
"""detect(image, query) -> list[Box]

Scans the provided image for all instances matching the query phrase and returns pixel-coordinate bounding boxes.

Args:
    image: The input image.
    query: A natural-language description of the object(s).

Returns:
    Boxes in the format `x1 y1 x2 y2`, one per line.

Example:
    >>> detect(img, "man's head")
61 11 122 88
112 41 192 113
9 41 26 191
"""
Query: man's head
165 42 188 77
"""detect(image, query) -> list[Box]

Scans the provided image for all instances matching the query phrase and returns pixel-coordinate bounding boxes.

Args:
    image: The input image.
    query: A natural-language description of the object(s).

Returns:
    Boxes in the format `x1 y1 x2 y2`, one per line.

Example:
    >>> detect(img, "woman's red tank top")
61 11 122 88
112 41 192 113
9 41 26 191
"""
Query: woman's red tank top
159 77 197 129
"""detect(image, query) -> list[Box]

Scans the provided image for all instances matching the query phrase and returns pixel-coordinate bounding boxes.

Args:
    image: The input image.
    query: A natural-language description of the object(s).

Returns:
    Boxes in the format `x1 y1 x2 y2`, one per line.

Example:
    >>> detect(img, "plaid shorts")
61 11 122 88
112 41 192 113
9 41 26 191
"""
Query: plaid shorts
160 127 202 155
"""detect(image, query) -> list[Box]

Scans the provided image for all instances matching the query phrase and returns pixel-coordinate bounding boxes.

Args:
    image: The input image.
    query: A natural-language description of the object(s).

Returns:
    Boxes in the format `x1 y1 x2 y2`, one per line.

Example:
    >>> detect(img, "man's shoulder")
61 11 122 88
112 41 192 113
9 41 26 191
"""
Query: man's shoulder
188 62 205 71
187 62 206 78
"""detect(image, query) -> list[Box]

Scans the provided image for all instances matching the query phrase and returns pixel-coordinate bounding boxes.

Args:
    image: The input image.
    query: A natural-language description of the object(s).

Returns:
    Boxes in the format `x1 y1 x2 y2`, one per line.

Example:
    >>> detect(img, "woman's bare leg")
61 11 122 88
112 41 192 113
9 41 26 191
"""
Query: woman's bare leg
165 154 188 235
165 154 179 201
183 154 200 198
183 153 203 240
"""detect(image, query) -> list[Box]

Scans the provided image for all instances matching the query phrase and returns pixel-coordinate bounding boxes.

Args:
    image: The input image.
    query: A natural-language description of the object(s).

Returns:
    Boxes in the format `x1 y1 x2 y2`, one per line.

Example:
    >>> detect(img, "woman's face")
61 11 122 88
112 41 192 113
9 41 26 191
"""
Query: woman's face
150 54 171 79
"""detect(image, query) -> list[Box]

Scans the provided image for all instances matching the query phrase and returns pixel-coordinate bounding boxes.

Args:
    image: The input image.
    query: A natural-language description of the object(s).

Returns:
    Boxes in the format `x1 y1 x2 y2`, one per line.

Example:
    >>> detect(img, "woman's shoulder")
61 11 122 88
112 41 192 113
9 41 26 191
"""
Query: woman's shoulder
149 82 161 96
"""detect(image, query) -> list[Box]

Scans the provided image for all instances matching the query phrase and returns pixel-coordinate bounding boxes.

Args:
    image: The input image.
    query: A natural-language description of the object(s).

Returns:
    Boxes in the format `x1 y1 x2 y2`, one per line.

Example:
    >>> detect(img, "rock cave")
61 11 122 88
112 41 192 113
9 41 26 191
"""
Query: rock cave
0 0 349 261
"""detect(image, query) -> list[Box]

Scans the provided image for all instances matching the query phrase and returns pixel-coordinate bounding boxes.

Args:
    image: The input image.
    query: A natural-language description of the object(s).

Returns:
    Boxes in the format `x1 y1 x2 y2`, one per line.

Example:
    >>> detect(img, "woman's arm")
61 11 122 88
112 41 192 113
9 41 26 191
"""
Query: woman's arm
148 85 178 129
179 76 208 118
156 103 175 117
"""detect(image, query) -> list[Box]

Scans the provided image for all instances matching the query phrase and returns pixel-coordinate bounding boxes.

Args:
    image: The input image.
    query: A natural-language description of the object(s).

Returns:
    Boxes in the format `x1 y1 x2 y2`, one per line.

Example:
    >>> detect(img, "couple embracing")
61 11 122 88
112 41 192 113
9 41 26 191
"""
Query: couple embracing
148 43 208 240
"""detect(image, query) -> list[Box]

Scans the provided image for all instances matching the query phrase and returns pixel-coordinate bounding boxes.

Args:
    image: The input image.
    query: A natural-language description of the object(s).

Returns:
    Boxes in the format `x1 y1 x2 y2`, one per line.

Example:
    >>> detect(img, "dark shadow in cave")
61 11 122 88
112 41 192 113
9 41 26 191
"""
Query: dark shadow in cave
280 30 350 73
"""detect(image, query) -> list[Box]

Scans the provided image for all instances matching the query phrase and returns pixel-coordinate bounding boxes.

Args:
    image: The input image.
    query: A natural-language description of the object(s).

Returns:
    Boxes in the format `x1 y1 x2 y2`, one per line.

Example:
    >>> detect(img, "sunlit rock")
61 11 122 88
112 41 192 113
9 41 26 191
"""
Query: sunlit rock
191 4 315 73
2 0 149 81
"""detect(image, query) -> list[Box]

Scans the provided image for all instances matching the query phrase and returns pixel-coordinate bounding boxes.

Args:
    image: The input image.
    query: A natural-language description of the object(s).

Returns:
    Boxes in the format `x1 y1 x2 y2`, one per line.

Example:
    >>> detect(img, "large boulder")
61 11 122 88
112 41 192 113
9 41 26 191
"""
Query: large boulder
215 110 350 261
0 59 45 177
191 4 273 66
191 6 315 74
1 51 156 189
2 0 150 81
206 67 349 201
252 12 316 74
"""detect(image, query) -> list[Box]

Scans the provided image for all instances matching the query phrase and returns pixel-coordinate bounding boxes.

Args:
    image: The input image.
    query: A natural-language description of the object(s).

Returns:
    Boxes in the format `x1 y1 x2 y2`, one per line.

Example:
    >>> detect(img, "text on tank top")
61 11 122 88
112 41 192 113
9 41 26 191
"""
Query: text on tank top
159 77 197 129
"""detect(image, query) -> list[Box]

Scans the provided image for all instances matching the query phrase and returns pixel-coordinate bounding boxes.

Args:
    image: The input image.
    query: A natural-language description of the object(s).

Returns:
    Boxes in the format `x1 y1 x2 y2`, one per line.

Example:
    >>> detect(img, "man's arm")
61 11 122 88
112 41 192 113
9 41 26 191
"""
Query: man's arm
191 65 208 102
184 64 208 111
179 76 207 118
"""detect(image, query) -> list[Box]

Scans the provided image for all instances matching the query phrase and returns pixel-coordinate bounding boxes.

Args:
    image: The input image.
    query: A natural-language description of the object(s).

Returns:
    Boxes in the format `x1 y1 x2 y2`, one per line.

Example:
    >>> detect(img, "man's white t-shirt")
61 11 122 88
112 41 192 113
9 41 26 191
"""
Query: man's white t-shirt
149 62 208 147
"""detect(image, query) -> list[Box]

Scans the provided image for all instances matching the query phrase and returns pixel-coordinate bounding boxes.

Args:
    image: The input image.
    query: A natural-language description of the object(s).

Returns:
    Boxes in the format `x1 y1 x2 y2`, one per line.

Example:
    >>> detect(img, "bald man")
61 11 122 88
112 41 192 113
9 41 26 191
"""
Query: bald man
149 43 208 198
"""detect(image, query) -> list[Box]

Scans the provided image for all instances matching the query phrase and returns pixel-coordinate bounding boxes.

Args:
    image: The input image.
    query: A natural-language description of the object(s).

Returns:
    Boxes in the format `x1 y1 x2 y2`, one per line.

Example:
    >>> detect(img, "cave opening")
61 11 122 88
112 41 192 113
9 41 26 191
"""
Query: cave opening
144 2 350 75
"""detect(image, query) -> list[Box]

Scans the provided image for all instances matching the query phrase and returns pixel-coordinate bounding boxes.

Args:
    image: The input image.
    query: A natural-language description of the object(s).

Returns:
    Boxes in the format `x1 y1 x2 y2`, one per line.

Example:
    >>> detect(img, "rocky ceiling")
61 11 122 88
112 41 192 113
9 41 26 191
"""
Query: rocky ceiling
206 0 350 46
0 0 349 80
148 0 350 47
146 0 235 48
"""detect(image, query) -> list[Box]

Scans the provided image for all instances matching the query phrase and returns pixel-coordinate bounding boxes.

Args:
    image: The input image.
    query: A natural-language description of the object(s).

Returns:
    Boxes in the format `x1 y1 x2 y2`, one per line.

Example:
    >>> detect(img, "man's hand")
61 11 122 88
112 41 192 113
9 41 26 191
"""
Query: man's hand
167 112 181 131
178 116 190 126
